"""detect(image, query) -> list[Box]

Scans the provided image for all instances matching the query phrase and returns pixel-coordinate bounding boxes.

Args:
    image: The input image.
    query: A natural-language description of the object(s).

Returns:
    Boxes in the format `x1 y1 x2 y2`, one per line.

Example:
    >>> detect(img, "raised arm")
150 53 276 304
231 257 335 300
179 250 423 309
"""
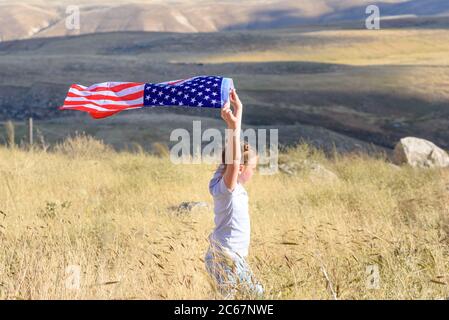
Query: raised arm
221 89 243 191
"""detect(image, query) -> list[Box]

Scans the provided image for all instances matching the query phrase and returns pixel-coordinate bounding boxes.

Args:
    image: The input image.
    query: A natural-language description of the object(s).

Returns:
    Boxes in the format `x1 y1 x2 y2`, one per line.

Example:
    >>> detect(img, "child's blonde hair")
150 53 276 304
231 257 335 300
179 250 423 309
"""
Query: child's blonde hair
221 142 257 166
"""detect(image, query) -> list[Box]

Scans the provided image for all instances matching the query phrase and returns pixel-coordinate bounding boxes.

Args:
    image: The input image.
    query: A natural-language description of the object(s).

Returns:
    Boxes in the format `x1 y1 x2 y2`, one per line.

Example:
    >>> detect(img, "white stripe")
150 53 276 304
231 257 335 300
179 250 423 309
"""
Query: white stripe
69 84 145 98
159 77 194 85
61 104 120 112
61 104 144 113
81 82 137 91
65 96 144 106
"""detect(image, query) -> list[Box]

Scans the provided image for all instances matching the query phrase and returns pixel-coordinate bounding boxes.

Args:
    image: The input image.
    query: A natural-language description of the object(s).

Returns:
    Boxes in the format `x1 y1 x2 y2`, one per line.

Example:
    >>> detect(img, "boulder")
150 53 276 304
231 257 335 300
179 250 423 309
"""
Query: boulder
279 160 338 181
388 163 401 170
278 163 297 176
172 201 210 213
308 162 339 181
393 137 449 168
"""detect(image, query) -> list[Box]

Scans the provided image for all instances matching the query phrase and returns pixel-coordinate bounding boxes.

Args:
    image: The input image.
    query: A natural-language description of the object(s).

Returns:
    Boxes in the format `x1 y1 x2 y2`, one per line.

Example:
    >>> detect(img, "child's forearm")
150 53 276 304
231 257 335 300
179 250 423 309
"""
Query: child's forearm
225 104 242 164
222 124 241 191
226 125 241 164
221 89 243 190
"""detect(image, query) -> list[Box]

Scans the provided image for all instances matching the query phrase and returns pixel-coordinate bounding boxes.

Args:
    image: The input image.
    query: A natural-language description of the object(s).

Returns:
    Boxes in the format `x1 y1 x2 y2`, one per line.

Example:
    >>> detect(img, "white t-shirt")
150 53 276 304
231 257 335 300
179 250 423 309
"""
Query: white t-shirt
208 165 250 258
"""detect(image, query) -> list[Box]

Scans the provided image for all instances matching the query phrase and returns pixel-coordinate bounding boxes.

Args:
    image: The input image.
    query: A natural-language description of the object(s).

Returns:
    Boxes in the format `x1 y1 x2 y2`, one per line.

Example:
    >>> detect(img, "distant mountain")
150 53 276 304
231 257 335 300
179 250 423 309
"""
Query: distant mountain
319 0 449 23
1 0 448 41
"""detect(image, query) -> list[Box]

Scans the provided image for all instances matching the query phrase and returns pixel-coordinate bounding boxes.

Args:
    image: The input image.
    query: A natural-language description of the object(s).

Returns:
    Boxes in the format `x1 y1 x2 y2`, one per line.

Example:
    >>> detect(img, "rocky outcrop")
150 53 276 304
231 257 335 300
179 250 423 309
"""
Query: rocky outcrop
393 137 449 168
172 201 210 214
279 160 339 181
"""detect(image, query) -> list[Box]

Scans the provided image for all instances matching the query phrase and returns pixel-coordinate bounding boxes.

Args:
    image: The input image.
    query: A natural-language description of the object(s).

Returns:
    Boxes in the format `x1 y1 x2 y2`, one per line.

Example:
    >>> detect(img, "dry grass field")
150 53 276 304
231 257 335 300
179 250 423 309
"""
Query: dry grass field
1 135 448 299
2 0 449 301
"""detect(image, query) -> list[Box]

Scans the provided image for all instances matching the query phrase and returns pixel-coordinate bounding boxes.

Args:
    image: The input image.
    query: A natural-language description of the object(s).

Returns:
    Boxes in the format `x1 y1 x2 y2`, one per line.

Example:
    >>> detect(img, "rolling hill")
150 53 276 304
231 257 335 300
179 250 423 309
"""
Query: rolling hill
1 0 449 153
1 0 449 41
1 25 449 152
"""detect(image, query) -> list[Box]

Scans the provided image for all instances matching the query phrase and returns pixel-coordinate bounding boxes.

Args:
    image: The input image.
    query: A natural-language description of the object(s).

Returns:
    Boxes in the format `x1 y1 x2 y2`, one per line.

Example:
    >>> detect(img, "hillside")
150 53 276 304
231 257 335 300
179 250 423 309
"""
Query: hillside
1 0 449 41
1 26 449 151
0 139 448 299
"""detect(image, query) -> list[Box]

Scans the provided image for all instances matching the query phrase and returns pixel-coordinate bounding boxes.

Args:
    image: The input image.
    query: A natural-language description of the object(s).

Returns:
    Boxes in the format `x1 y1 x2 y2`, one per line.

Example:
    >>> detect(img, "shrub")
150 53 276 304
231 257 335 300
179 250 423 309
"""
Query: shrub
54 132 114 158
5 121 15 148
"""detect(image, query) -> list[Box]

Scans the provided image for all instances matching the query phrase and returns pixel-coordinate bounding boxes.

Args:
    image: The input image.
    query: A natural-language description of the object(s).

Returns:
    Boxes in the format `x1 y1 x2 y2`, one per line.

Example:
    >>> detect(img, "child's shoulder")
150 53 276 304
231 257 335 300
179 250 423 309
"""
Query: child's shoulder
210 164 225 180
209 164 227 196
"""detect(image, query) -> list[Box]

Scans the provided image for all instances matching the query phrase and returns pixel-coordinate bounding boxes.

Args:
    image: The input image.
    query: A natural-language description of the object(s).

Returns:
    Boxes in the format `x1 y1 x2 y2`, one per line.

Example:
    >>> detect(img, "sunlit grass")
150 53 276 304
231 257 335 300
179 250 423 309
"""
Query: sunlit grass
0 136 448 299
195 29 449 67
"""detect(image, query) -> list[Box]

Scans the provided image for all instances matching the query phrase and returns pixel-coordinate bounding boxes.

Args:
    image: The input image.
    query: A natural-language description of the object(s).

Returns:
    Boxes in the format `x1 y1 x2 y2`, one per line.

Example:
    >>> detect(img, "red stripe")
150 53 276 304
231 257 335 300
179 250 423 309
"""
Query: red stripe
90 110 122 119
167 79 186 85
62 100 144 109
59 105 122 119
59 105 115 113
66 90 144 101
60 105 141 118
60 105 142 111
71 82 143 93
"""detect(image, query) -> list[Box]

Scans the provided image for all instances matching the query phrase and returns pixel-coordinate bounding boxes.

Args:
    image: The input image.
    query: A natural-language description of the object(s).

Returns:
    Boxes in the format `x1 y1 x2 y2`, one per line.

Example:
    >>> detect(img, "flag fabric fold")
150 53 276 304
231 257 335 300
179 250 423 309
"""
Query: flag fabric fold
59 76 234 119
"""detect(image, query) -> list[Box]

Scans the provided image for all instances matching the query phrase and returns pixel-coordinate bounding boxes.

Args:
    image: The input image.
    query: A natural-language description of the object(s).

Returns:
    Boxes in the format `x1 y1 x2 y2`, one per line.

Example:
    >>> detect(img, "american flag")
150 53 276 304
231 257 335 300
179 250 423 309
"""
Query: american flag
59 76 234 119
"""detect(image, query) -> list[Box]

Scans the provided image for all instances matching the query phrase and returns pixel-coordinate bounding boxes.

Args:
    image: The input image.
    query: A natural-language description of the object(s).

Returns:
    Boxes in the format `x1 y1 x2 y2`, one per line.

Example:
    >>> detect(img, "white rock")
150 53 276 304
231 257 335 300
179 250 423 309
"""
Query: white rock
175 201 210 213
279 160 338 181
393 137 449 168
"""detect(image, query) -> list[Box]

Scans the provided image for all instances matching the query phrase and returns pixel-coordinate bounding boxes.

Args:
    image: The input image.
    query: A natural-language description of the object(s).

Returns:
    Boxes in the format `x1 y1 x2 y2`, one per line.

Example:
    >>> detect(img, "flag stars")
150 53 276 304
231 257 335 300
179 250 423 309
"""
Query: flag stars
143 77 225 109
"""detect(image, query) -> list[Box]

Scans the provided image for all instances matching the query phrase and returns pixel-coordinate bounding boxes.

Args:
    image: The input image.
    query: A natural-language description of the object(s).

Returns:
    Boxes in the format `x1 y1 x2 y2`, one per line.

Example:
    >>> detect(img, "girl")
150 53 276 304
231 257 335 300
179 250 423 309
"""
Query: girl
204 89 264 299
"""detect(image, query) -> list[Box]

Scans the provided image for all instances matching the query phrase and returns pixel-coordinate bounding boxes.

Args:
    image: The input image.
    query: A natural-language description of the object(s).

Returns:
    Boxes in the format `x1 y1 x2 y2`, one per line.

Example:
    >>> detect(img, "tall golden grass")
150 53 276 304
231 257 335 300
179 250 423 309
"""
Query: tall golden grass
0 135 448 299
4 121 15 149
